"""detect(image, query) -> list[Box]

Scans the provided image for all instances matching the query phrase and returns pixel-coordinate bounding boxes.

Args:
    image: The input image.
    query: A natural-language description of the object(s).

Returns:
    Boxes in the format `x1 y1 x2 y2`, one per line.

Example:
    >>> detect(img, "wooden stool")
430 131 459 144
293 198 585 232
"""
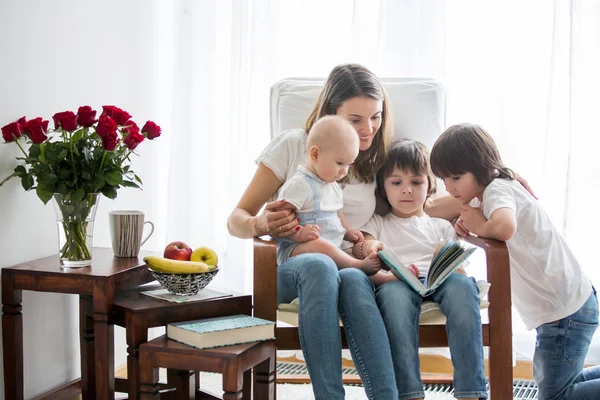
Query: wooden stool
113 285 253 399
139 335 276 400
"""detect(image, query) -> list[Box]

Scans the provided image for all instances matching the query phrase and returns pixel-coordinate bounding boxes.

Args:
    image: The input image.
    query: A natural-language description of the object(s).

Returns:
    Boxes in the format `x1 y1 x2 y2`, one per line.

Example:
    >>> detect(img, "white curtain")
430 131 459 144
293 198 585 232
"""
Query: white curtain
140 0 600 363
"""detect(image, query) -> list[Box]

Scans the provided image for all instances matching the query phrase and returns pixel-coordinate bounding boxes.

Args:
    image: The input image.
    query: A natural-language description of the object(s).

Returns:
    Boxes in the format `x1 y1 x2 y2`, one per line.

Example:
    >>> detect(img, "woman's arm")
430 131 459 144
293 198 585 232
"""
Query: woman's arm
424 193 462 221
227 163 298 238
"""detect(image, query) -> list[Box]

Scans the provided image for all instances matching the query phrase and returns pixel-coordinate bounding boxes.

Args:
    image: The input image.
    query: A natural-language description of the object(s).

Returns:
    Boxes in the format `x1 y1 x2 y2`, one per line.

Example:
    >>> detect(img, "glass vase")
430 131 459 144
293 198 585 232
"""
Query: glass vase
52 193 100 268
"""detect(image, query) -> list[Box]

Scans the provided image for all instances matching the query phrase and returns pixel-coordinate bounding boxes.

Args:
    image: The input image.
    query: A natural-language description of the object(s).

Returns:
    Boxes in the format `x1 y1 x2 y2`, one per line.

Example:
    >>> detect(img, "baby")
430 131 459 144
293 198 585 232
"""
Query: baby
275 115 381 275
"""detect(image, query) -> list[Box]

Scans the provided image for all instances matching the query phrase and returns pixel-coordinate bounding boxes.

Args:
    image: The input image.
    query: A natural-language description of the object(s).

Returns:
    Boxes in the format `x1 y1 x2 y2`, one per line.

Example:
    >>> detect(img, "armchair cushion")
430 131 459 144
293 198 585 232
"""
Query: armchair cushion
276 280 491 326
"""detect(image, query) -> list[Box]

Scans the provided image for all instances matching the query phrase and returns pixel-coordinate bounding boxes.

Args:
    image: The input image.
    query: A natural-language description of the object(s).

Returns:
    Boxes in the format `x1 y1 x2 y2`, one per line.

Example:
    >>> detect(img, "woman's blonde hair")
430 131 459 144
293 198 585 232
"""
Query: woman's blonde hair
305 64 393 183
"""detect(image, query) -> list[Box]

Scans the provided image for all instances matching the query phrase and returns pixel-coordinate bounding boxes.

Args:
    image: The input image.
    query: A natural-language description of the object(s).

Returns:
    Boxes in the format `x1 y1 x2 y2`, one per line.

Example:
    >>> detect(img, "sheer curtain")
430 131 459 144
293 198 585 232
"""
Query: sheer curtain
150 0 599 363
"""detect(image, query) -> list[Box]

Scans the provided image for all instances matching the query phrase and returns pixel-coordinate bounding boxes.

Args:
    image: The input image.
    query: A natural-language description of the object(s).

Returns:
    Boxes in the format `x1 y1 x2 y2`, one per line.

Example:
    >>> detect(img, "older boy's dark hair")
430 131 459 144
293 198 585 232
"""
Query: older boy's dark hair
376 139 437 203
430 123 514 186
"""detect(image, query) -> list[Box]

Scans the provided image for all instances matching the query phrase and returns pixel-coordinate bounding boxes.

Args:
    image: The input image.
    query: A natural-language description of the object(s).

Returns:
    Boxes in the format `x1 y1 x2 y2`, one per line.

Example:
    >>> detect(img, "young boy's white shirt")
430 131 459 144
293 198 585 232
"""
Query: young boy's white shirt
256 128 377 230
276 166 343 212
471 178 592 330
362 213 456 277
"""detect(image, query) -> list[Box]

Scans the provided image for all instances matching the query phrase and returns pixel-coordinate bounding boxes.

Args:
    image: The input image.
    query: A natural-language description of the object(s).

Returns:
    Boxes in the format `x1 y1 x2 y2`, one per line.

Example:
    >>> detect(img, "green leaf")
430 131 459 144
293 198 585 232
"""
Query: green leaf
56 181 68 195
14 165 27 175
93 175 106 192
1 172 19 187
29 145 41 158
71 188 85 203
101 186 118 199
21 174 34 190
134 174 143 184
105 170 123 186
122 180 140 189
36 185 53 204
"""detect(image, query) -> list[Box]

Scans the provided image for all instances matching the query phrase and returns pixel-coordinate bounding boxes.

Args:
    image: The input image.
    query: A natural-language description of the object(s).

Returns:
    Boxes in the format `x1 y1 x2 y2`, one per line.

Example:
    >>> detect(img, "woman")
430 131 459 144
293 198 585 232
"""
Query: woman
228 63 401 399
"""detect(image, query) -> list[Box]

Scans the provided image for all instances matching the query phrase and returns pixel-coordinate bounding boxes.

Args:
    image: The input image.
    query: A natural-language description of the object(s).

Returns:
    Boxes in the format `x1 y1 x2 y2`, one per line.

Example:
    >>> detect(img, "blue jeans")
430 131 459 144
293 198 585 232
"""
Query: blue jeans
533 288 600 400
277 254 398 400
376 273 487 399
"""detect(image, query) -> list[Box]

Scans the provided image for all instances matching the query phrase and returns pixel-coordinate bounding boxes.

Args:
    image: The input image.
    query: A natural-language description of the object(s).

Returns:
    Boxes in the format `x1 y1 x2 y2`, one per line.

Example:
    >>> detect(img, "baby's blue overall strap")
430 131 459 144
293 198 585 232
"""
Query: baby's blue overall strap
304 173 322 213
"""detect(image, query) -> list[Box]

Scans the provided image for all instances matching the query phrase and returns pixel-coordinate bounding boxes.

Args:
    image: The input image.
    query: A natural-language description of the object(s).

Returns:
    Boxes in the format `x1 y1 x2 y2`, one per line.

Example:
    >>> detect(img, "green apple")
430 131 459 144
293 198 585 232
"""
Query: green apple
190 246 218 266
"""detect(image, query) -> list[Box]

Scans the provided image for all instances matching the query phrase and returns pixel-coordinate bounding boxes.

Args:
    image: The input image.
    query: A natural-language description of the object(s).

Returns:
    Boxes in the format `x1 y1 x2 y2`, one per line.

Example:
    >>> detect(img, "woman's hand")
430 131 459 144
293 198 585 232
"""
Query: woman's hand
261 200 299 238
514 172 538 200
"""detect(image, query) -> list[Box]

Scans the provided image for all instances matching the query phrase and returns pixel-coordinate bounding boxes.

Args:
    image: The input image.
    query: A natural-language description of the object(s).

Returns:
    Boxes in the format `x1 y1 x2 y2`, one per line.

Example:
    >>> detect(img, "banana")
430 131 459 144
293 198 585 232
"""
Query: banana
144 256 218 274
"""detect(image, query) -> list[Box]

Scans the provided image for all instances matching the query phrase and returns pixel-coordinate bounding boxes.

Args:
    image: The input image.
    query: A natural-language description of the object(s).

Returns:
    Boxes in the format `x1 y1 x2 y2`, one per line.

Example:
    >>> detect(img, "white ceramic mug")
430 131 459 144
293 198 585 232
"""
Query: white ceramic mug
109 210 155 258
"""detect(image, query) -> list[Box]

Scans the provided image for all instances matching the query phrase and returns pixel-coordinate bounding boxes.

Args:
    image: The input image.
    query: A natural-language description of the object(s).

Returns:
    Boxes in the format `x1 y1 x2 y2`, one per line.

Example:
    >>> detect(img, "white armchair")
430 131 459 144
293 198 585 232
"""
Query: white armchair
253 77 513 398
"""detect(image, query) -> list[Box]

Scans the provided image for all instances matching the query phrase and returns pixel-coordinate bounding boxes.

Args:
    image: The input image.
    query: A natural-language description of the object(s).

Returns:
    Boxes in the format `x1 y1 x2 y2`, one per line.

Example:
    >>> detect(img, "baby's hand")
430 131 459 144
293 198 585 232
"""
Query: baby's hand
344 229 364 243
406 263 420 279
360 252 381 276
293 224 320 242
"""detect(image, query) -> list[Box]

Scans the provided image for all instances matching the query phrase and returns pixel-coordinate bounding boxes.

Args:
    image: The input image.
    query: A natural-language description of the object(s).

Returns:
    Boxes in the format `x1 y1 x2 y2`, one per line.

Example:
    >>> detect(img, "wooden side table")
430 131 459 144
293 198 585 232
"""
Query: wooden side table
139 336 276 400
1 248 155 400
113 285 253 400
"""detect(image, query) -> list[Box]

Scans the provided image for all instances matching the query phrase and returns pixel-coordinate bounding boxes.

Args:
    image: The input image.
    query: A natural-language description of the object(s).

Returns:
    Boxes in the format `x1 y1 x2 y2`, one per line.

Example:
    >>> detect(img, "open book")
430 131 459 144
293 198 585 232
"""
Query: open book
378 239 477 296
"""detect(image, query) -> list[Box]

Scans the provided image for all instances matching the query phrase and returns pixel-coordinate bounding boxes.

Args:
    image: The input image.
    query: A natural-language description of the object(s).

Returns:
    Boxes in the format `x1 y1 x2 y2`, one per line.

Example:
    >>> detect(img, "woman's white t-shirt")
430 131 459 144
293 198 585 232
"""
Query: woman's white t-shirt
473 179 592 330
256 129 377 231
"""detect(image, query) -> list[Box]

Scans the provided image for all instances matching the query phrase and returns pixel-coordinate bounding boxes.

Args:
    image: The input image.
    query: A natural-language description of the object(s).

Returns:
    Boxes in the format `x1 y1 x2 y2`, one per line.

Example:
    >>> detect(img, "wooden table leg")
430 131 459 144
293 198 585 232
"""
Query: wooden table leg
126 314 149 400
222 359 244 400
79 295 95 399
139 350 160 399
93 281 115 400
2 271 23 400
254 342 276 400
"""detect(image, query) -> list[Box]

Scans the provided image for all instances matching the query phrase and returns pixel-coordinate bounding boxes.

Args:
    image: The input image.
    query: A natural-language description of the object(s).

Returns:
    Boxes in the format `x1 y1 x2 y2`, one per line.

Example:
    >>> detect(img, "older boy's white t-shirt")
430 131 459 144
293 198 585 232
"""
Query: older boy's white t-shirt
256 129 377 230
361 213 456 277
473 179 592 330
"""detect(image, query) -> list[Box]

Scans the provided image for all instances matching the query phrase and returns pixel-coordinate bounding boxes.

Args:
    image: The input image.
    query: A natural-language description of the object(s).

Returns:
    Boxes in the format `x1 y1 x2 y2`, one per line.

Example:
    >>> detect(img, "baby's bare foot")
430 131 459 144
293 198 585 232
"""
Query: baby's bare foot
360 252 381 276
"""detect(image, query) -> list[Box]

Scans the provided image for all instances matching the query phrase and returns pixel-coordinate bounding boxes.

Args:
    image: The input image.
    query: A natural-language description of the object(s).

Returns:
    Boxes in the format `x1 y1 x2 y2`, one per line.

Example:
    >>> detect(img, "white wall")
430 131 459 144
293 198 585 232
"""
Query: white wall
0 1 162 398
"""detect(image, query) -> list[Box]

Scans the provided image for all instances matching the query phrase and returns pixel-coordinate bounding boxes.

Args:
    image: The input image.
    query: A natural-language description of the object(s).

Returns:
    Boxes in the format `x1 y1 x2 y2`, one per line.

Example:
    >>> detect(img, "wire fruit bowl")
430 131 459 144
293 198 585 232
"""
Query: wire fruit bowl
149 268 219 296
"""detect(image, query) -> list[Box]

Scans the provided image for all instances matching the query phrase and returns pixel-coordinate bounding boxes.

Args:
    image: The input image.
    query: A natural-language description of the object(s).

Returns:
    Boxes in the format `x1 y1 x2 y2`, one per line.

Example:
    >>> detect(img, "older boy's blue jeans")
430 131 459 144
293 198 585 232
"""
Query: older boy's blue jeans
376 273 488 399
277 254 398 400
533 288 600 400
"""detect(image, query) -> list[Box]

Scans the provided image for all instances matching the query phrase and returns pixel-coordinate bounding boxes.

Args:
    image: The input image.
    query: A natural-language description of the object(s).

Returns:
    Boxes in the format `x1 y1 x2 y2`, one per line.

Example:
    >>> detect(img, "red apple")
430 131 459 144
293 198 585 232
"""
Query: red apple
163 241 192 261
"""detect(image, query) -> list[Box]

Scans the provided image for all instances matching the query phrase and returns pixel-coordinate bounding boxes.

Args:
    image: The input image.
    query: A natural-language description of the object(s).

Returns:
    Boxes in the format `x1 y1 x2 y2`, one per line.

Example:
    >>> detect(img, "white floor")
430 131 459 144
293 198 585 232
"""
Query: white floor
197 371 454 400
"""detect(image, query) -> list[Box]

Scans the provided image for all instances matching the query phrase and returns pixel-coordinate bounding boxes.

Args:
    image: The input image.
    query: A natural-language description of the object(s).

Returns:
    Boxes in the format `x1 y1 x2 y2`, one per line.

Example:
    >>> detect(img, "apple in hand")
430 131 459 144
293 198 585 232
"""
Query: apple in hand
163 241 192 261
190 246 219 265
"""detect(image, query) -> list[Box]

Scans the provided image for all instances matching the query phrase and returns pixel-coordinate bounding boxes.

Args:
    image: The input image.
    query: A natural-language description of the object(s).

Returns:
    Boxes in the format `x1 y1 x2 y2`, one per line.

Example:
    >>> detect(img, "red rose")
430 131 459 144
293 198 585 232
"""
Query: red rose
52 111 78 131
1 121 21 142
77 106 97 127
101 105 132 126
122 120 140 135
101 130 119 151
96 115 117 139
141 121 161 139
25 118 49 144
123 131 144 150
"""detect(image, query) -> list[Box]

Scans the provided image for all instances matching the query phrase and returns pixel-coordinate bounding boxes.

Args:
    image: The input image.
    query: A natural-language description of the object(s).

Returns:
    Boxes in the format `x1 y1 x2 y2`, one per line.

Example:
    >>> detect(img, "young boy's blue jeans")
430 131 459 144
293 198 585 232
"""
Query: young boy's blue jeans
376 273 487 399
533 287 600 400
